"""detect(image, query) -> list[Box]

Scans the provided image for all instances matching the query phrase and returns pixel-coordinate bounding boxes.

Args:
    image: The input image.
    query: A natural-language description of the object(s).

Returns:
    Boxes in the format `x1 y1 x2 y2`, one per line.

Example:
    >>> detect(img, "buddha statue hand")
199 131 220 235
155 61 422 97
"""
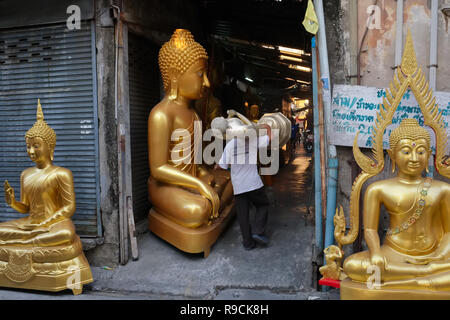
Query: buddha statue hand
370 253 386 280
16 223 49 233
199 181 220 219
197 165 216 187
4 180 15 206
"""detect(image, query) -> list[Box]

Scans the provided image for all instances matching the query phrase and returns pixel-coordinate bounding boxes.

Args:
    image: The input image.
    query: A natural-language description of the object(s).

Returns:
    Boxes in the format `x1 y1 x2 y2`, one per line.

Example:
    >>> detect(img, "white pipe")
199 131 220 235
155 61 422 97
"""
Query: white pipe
313 0 336 157
350 0 358 85
395 0 404 68
429 0 439 179
430 0 438 91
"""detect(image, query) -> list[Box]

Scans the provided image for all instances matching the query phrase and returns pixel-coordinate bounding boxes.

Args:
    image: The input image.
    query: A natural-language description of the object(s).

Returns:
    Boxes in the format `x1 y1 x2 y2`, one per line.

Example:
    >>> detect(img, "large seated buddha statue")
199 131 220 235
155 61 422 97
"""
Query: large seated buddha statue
0 100 92 295
320 32 450 299
147 29 233 257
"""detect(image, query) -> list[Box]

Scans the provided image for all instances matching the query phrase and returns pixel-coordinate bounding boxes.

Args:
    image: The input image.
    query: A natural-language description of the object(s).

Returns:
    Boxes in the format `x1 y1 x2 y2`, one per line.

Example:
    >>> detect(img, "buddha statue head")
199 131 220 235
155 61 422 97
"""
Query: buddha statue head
158 29 210 101
25 99 56 163
388 118 432 175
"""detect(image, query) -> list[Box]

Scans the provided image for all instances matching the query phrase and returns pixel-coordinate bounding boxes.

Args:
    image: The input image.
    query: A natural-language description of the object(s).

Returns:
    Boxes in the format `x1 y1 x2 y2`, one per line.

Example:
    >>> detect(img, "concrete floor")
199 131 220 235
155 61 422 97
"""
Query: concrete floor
0 145 340 300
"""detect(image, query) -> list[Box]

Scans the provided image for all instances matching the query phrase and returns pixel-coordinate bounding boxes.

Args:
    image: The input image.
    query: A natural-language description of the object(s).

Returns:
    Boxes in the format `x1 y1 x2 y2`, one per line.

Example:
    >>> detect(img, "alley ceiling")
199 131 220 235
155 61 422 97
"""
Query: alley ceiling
200 0 312 100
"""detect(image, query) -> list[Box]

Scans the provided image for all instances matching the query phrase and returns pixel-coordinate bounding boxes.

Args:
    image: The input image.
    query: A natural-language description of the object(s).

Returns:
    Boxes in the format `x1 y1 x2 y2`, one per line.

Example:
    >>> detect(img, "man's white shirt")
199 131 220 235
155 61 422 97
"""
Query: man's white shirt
218 135 269 195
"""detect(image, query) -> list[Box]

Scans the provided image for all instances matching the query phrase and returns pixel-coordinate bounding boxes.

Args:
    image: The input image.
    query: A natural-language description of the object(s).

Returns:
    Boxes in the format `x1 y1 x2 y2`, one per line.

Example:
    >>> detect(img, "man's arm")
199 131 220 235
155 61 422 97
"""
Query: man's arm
215 140 230 170
258 124 272 143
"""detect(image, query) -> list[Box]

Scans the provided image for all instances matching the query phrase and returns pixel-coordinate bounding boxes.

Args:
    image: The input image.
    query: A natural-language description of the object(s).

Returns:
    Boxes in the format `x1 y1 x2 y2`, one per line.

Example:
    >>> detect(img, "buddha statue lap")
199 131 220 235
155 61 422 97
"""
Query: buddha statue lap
0 101 92 295
147 29 233 257
320 32 450 299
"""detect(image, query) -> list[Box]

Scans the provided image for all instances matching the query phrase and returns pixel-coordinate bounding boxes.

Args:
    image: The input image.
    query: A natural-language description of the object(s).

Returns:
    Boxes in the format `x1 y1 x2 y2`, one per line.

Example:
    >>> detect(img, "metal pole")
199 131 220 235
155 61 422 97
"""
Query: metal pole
312 37 323 252
313 0 336 157
314 0 338 253
395 0 404 68
324 158 338 250
316 43 328 243
430 0 438 92
429 0 439 178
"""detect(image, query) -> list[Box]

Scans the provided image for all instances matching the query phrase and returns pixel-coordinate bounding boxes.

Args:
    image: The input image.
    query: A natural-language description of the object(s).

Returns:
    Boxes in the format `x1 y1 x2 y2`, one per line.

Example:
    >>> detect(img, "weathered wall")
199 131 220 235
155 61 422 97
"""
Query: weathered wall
85 0 120 266
358 0 450 91
324 1 357 243
323 0 349 84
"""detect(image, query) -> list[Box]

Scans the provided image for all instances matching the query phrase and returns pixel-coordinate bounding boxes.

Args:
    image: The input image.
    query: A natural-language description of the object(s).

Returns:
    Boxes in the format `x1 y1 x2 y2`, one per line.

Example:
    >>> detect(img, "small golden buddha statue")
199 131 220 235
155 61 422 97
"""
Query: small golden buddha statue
0 100 92 295
147 29 233 257
249 104 260 123
322 32 450 299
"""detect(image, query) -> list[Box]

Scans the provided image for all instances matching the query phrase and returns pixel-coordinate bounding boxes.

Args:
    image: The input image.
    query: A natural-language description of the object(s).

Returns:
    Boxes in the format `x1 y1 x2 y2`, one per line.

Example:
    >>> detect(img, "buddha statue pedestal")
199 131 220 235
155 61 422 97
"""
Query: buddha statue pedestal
0 241 93 295
340 278 450 300
149 201 234 258
0 101 93 295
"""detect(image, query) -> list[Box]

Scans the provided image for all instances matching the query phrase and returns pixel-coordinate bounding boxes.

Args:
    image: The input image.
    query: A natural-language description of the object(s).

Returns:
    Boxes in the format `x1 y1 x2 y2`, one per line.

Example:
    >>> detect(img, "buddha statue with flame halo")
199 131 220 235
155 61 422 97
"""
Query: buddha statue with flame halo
147 29 233 257
0 100 93 295
326 31 450 299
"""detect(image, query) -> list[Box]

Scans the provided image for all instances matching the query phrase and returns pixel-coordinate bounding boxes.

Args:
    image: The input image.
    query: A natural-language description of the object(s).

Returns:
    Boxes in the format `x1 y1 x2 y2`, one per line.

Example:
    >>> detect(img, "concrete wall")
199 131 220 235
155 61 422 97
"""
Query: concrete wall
85 0 120 266
357 0 450 91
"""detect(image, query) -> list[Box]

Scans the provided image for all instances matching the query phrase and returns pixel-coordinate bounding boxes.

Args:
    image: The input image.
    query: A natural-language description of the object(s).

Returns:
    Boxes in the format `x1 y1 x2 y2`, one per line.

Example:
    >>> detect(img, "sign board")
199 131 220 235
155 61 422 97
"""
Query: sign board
329 85 450 151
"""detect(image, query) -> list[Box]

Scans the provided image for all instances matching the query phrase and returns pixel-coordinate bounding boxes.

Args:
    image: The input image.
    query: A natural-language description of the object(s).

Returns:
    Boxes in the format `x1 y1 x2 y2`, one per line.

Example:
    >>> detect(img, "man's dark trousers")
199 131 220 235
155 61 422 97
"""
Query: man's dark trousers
235 187 269 248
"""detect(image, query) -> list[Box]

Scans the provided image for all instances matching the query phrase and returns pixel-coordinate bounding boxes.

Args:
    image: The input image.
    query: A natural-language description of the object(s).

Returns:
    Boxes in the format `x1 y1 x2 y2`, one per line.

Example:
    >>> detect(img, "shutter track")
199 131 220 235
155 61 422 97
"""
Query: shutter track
128 32 161 223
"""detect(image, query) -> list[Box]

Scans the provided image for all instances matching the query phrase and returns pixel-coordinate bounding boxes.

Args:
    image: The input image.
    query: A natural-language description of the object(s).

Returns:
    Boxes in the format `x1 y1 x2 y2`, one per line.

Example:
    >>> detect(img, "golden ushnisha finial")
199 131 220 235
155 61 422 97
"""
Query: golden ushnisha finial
25 99 56 150
400 30 418 76
36 98 44 121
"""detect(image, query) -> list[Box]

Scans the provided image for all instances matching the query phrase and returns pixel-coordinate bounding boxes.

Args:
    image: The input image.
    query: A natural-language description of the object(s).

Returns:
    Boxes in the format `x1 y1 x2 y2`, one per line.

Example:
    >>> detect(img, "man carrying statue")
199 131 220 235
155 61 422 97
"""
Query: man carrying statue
214 112 273 250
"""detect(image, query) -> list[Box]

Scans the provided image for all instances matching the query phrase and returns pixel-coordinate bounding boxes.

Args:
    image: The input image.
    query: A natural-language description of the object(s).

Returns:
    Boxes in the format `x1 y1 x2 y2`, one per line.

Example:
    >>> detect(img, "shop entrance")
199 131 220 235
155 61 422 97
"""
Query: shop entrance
94 0 323 297
128 32 161 223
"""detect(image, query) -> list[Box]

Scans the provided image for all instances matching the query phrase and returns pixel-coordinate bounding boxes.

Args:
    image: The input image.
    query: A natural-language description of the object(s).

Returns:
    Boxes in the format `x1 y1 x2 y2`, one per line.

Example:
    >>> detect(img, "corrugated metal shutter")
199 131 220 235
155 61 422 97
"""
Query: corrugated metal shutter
0 21 101 237
128 32 161 222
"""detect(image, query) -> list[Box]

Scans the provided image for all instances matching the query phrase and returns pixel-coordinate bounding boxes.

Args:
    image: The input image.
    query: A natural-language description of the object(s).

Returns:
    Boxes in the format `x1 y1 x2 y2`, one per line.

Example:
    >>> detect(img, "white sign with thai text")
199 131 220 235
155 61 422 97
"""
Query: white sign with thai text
329 85 450 151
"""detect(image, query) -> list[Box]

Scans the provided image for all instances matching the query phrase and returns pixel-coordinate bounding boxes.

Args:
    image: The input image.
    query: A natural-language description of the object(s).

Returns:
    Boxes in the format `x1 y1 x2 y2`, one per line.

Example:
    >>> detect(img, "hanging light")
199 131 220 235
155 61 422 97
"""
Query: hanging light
280 55 303 63
278 46 304 56
288 64 312 72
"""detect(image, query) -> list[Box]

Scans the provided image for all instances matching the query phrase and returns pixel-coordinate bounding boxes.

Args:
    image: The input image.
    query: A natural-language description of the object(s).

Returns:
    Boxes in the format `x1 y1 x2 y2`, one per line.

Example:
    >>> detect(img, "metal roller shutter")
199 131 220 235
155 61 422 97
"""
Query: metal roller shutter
0 21 101 237
128 32 161 222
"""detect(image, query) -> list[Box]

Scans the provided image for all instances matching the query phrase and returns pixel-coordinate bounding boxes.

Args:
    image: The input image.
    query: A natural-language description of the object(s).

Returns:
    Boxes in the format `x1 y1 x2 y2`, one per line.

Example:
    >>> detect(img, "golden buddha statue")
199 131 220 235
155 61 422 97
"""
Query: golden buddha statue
321 32 450 299
249 104 260 123
147 29 233 257
0 100 92 295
